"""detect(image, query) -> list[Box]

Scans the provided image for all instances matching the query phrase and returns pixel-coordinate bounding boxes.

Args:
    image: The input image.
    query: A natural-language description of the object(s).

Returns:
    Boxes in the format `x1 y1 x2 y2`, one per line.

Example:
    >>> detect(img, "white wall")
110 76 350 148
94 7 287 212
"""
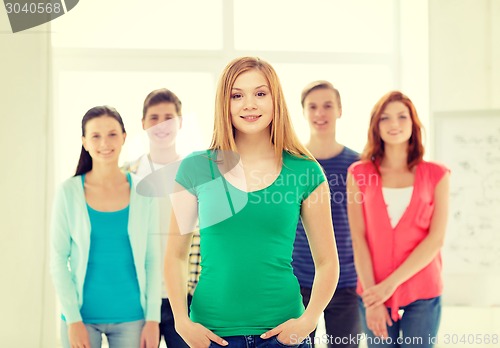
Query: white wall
492 0 500 108
428 0 500 329
429 0 499 111
400 0 430 126
0 11 55 348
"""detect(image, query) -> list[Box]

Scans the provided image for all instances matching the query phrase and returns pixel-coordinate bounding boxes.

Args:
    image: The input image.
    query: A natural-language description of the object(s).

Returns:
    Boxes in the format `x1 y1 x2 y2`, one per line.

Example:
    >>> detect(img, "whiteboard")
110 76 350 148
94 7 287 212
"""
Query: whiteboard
434 110 500 306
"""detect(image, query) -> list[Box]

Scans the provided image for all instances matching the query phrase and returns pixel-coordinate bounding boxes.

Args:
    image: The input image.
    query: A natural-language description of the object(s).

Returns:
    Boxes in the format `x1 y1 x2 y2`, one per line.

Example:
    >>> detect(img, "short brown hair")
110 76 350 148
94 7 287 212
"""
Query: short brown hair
300 80 341 110
142 88 182 119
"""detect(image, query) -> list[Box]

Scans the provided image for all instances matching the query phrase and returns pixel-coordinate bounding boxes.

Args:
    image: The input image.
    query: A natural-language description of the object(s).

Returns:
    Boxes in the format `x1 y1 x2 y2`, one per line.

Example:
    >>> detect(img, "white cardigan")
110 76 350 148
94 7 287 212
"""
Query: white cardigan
50 174 161 323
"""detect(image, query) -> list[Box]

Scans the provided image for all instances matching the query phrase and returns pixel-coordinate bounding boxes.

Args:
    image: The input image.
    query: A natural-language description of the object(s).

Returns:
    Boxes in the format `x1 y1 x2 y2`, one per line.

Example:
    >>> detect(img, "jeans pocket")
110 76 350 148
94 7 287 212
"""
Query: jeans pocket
273 336 300 348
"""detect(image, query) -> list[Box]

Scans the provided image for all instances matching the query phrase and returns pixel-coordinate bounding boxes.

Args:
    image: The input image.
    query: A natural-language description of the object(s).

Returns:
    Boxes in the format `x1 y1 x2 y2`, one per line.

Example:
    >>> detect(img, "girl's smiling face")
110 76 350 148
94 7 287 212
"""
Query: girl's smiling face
230 69 273 137
82 115 126 163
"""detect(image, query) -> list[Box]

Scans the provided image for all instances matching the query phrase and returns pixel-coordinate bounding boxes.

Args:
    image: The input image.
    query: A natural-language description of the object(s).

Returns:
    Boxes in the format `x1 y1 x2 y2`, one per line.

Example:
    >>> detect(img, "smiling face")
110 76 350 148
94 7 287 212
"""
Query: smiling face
82 115 126 164
142 102 182 147
378 101 413 146
230 69 273 138
303 88 341 135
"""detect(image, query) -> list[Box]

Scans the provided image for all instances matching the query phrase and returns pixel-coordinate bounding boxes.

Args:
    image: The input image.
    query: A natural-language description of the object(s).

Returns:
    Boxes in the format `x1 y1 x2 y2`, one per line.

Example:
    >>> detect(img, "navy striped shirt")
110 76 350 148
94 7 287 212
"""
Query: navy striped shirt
292 146 359 289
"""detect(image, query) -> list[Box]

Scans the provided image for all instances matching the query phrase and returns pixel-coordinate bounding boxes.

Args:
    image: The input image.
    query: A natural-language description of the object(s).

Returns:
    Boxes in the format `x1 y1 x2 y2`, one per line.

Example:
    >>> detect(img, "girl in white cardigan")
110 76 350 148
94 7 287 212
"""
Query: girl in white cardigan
50 106 161 348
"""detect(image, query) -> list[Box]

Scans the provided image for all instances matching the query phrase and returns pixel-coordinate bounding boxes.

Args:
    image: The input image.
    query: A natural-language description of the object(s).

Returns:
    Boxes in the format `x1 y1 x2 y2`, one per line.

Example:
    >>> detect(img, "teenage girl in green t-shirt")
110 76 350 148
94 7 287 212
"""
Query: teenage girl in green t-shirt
165 57 340 348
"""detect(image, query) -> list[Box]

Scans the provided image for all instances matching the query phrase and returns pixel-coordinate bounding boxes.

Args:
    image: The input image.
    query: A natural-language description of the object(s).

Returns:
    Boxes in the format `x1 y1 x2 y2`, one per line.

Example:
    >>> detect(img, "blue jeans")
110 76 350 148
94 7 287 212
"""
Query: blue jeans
61 319 144 348
358 296 441 348
160 296 191 347
209 335 311 347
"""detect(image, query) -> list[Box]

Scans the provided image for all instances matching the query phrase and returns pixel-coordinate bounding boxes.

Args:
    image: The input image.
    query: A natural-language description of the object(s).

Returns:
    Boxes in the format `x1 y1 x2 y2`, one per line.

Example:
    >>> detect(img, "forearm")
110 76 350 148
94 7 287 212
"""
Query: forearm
303 256 339 321
384 234 443 288
50 266 83 323
165 189 199 325
164 240 190 324
351 235 376 290
346 172 376 291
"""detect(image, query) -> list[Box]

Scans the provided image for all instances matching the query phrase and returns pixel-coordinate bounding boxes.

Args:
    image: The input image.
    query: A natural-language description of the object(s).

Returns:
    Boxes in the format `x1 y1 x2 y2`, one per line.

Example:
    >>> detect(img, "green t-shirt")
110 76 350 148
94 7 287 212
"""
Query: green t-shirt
175 150 326 336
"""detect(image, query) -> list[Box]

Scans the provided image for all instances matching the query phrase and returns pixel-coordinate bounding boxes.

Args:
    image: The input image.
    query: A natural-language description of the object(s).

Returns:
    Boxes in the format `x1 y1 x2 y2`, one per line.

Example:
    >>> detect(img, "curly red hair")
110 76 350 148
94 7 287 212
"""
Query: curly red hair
361 91 424 169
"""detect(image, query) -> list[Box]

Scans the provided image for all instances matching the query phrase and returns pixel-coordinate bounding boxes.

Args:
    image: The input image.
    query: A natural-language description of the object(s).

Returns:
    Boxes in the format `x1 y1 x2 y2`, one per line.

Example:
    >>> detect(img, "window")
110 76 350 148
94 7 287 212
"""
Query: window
234 0 394 53
51 0 223 49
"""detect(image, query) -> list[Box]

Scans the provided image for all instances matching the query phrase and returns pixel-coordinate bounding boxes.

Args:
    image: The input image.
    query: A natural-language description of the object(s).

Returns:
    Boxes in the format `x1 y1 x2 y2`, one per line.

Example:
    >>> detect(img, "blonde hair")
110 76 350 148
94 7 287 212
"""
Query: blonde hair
210 56 313 164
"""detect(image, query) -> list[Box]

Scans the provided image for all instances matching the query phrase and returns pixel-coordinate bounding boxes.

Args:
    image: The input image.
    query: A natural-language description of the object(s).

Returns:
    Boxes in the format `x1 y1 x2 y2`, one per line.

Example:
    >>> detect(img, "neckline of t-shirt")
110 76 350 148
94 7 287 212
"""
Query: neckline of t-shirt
81 172 132 213
315 146 346 161
213 152 288 194
382 186 413 190
379 164 420 230
145 153 179 171
86 203 130 214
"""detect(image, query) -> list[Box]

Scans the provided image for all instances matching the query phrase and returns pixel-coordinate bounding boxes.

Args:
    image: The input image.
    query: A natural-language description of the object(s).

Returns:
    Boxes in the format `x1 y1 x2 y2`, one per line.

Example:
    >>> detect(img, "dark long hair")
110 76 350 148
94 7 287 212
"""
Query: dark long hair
75 106 126 176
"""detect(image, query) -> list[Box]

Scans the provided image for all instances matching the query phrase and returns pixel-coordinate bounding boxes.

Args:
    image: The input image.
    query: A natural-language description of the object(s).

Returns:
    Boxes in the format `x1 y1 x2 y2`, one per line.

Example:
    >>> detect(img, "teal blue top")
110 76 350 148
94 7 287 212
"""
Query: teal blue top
50 173 162 324
176 150 326 336
78 173 144 323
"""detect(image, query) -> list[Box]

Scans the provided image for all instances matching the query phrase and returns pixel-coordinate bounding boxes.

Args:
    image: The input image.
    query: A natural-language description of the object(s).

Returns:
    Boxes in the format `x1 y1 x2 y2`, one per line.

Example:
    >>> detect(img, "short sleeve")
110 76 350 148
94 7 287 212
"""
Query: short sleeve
302 159 327 200
175 151 215 195
175 154 198 195
428 161 450 186
348 161 375 191
347 162 358 176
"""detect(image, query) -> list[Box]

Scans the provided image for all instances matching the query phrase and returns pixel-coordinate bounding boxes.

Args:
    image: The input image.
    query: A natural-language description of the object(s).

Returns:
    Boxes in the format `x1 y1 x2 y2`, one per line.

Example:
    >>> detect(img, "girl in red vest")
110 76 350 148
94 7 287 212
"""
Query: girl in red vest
347 91 450 348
